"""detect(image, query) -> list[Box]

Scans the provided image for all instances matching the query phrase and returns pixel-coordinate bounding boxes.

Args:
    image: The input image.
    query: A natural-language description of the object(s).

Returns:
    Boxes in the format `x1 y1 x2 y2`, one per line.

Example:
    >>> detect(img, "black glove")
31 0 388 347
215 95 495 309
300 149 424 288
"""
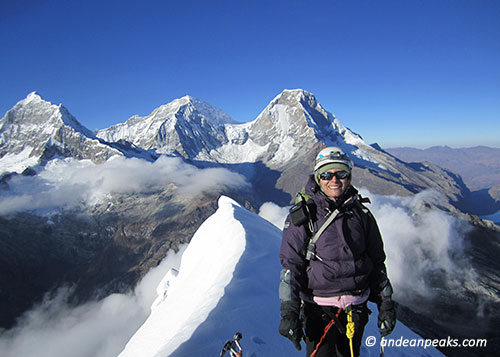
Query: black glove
378 299 396 337
279 301 303 350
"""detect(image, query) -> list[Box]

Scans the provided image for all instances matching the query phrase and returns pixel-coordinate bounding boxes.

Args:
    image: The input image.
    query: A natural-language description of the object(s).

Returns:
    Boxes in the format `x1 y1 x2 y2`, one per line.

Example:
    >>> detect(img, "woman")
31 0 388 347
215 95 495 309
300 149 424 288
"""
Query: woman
279 147 396 357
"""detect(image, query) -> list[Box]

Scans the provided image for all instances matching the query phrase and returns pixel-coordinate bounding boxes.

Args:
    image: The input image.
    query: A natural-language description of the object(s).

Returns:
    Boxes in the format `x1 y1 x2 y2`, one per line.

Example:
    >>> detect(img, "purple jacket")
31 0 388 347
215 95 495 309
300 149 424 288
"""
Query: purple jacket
279 176 388 303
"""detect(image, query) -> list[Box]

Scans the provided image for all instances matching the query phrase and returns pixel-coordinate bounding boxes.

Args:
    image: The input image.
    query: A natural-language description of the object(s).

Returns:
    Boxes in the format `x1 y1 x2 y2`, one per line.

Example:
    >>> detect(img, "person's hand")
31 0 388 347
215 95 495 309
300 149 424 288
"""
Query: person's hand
279 301 303 350
279 315 303 350
378 299 396 337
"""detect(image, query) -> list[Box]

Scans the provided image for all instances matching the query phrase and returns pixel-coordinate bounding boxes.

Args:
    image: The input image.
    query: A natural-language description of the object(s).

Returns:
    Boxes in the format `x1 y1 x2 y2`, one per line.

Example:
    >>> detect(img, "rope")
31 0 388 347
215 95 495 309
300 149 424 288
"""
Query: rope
310 307 342 357
346 308 355 357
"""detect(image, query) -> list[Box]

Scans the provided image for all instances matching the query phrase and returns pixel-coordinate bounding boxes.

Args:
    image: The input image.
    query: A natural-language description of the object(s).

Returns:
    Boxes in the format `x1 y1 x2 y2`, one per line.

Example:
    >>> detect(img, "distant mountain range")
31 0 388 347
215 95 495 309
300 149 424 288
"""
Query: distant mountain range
387 146 500 216
1 90 473 209
386 146 500 192
1 89 499 356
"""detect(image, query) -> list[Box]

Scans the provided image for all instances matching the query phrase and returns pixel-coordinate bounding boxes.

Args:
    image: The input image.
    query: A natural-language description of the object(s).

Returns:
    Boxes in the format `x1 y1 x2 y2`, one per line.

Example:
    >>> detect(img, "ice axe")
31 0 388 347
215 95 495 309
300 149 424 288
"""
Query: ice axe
220 332 243 357
380 322 387 357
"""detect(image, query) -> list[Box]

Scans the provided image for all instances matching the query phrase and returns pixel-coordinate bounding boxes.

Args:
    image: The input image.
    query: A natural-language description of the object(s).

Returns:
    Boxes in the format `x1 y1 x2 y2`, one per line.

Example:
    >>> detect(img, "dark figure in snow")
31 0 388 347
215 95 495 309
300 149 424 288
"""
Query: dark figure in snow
279 147 396 357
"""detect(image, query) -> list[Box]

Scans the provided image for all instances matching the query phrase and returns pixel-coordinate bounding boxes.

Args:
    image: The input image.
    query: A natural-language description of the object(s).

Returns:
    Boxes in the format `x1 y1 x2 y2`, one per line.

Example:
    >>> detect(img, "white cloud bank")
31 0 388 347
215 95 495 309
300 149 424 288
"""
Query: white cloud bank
0 156 249 215
359 189 475 303
0 246 186 357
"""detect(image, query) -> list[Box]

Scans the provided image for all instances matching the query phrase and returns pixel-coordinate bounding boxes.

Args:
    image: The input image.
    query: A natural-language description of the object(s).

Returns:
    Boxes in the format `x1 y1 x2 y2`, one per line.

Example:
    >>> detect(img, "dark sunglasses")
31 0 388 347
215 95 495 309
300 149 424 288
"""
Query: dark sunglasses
318 170 350 181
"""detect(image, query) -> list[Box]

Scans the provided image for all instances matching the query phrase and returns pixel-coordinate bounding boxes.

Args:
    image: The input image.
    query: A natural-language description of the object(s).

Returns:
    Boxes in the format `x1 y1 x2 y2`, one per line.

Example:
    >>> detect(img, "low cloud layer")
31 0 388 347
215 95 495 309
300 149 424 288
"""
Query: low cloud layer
0 156 249 215
359 189 474 303
0 247 186 357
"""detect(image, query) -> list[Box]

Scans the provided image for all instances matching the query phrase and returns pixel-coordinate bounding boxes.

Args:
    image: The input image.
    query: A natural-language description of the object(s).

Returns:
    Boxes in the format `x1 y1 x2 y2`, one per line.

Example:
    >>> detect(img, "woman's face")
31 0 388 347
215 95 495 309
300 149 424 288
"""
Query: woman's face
319 169 350 199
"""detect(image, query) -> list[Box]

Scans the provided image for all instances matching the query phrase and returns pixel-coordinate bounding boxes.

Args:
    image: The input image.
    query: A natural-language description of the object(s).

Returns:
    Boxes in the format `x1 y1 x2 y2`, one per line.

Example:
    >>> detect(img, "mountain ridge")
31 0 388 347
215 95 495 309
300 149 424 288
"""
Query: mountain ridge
386 145 500 191
1 90 474 210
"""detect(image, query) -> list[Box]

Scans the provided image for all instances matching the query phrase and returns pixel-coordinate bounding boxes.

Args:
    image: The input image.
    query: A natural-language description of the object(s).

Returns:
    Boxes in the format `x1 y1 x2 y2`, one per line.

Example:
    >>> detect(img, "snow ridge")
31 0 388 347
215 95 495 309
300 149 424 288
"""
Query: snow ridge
119 196 444 357
118 196 248 356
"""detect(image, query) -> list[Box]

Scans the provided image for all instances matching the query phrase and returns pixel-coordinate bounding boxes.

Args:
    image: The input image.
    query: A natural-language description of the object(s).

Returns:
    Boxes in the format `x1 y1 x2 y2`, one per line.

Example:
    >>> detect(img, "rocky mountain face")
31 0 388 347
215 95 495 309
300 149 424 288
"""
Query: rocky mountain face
1 90 499 355
0 93 124 175
95 96 236 159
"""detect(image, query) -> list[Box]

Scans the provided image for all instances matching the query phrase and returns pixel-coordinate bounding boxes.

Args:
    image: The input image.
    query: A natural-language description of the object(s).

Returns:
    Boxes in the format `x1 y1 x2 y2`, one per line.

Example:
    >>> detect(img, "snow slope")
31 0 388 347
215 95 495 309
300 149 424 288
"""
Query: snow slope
119 196 443 357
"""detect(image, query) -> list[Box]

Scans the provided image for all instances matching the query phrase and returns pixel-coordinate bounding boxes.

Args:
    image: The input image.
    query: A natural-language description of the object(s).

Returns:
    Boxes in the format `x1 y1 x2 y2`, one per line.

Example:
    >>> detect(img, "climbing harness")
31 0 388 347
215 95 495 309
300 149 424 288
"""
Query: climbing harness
310 307 343 357
310 306 357 357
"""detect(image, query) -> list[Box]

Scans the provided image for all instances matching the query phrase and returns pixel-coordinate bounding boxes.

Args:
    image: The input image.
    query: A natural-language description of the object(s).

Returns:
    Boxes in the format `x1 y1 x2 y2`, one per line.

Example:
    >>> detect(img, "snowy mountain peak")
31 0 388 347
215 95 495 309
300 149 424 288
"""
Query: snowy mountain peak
268 89 330 124
270 88 316 106
4 92 94 138
96 95 235 158
149 95 236 127
19 91 44 105
240 89 371 167
0 92 122 175
261 88 331 128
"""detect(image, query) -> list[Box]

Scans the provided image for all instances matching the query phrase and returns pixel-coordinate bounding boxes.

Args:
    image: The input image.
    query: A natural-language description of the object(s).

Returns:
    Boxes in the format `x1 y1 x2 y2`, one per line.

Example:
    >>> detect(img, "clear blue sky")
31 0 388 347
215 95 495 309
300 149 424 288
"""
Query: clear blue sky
1 0 499 148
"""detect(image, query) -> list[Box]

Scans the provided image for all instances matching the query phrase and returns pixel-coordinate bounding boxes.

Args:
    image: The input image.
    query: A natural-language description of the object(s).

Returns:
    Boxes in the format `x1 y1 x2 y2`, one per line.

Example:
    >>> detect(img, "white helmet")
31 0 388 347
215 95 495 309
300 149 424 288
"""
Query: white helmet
313 147 353 172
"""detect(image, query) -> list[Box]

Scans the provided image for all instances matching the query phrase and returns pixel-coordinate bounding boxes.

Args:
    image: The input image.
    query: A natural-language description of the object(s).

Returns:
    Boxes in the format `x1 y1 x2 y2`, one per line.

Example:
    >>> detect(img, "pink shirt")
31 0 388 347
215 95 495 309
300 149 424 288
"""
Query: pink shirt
313 289 369 309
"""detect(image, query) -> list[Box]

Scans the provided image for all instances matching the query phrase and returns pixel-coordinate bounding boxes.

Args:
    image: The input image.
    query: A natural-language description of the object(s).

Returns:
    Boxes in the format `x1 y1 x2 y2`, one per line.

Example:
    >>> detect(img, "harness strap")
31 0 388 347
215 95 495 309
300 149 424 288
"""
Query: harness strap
305 209 339 261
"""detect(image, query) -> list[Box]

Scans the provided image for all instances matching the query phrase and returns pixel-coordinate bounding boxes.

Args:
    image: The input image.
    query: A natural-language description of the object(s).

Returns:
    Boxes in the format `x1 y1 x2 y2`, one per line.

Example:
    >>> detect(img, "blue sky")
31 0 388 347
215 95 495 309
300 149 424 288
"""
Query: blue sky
1 0 499 148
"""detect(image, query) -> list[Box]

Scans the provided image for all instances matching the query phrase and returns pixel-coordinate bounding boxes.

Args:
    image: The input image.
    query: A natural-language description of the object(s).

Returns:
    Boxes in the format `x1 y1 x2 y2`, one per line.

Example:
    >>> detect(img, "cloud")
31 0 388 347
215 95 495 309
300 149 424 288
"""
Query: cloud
258 202 290 230
0 246 187 357
0 156 249 215
359 189 473 303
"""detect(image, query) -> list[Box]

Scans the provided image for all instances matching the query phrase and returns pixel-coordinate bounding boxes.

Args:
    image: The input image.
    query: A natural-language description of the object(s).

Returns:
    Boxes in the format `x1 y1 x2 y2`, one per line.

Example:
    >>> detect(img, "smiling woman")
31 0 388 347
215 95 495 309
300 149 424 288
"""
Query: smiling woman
279 146 396 356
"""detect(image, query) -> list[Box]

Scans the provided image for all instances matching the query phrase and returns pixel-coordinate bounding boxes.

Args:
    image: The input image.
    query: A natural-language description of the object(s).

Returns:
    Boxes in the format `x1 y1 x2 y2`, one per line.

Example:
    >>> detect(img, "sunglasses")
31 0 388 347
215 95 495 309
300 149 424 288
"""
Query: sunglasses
318 170 350 181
